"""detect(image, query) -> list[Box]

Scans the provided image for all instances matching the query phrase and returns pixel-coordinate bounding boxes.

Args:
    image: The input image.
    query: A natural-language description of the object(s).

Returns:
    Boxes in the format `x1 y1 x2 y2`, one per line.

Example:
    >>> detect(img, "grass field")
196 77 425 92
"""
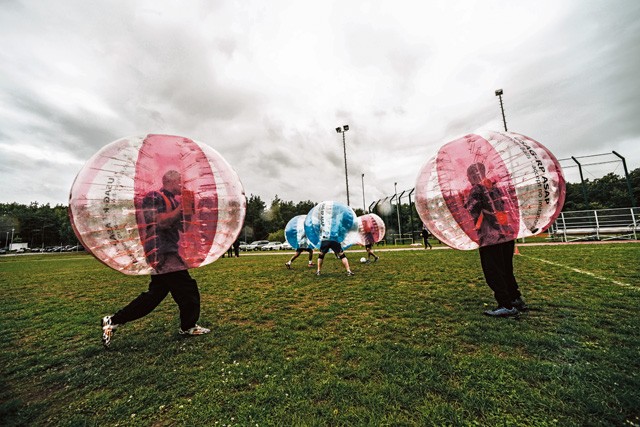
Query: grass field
1 242 639 426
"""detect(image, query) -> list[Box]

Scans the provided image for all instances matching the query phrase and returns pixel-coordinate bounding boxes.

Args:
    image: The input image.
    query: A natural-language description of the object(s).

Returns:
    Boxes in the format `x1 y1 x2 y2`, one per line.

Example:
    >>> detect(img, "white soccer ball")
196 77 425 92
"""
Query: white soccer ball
360 257 367 263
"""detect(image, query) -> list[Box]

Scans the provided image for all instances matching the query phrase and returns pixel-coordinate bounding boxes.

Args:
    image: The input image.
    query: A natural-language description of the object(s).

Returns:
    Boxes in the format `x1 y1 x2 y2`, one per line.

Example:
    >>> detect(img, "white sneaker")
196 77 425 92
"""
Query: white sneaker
179 325 211 336
483 306 518 317
101 316 118 348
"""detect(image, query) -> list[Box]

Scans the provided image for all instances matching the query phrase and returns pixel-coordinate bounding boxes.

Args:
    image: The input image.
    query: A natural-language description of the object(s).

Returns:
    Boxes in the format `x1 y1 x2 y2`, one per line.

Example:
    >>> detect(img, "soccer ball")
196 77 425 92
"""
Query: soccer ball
359 257 367 263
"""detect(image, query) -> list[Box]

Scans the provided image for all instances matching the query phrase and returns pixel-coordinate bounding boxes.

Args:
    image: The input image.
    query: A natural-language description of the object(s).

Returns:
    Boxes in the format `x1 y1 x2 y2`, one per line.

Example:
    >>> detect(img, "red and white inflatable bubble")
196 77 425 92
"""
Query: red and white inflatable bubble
356 213 386 246
415 131 565 250
69 134 246 275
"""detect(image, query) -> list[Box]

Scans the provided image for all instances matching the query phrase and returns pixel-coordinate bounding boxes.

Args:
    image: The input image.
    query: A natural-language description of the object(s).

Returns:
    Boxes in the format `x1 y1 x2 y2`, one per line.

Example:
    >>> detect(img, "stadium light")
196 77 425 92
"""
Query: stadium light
495 88 507 132
361 173 366 213
394 182 402 238
336 125 351 206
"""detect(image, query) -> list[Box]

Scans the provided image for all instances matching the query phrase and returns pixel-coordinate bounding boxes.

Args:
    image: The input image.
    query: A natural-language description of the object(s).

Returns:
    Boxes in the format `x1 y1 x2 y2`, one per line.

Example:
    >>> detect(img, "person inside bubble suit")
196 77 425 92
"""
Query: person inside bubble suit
464 162 527 317
362 228 380 263
100 170 210 348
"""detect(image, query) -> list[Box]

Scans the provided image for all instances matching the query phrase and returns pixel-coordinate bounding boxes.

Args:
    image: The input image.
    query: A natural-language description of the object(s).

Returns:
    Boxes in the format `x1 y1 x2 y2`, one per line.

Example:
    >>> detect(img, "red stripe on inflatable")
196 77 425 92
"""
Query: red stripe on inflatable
134 135 217 270
436 134 520 245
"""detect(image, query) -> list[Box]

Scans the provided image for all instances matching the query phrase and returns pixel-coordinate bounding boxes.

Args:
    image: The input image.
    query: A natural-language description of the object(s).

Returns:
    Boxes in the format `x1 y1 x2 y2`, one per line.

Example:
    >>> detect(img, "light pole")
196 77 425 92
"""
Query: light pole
335 125 350 206
41 224 51 249
32 229 39 248
495 88 507 132
361 173 366 213
394 182 402 239
10 228 14 249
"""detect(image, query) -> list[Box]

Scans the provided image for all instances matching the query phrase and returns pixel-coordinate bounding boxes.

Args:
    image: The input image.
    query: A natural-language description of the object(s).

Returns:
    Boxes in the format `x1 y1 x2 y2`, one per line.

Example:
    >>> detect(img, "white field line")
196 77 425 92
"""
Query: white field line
521 255 639 291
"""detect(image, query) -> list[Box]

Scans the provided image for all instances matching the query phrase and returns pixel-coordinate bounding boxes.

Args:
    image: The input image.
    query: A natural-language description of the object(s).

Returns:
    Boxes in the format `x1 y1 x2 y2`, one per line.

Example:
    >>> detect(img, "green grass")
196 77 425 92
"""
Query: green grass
1 243 639 426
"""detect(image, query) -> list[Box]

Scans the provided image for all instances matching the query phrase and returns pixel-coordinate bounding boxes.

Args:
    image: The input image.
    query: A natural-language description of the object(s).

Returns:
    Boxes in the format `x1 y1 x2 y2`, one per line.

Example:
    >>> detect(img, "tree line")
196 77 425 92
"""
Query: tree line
1 168 637 248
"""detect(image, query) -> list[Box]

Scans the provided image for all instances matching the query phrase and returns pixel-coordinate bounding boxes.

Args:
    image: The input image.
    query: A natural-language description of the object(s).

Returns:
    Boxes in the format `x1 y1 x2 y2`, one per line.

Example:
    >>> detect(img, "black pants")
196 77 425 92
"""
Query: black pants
111 269 201 331
478 240 521 308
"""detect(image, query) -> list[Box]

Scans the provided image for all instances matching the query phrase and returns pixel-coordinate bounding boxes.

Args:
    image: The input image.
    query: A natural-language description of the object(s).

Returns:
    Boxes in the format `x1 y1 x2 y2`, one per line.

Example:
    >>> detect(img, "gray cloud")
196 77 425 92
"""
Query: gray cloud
1 0 639 208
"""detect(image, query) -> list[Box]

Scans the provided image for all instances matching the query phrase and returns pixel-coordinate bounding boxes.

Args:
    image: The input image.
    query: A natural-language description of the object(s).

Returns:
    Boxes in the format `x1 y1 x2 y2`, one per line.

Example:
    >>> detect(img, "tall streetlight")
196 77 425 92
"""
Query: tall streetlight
394 182 402 239
361 173 366 213
336 125 350 206
41 224 51 249
495 88 507 132
32 229 40 248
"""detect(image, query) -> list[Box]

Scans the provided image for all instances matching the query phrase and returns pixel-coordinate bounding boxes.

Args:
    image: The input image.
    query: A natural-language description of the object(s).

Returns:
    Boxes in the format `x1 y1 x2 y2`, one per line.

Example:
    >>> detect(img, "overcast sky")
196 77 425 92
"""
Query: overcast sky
1 0 639 209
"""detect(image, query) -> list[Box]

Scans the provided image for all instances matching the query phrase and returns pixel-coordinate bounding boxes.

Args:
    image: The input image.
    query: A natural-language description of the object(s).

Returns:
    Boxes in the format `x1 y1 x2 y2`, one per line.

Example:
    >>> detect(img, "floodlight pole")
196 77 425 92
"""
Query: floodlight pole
495 89 508 132
336 125 351 206
361 173 366 213
41 223 51 249
395 182 402 238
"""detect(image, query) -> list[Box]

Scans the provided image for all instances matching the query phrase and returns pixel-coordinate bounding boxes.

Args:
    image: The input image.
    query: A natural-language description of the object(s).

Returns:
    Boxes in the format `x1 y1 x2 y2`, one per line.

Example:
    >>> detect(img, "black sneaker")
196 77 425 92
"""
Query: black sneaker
285 262 291 269
346 271 355 276
483 306 518 317
511 298 528 311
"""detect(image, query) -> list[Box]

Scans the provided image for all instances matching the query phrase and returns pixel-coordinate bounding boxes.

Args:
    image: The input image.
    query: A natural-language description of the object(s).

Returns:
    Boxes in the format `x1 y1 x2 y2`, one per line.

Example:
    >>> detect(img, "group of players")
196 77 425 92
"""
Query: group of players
284 238 379 276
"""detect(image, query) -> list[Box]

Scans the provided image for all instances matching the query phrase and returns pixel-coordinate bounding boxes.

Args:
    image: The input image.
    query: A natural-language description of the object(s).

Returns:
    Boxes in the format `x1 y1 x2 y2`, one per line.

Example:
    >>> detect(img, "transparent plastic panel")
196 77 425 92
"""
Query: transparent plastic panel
415 131 565 250
69 134 246 275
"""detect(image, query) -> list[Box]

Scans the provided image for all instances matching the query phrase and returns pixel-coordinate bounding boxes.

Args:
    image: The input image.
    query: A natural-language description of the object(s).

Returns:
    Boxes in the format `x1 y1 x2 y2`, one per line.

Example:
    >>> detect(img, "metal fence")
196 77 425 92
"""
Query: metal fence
548 207 639 242
368 188 422 244
368 189 639 244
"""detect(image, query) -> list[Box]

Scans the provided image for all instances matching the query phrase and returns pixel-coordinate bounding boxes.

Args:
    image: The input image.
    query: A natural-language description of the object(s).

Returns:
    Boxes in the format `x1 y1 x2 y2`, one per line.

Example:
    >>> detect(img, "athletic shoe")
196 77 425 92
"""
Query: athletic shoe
511 297 528 312
316 271 321 276
346 271 355 276
101 315 117 348
308 262 315 267
373 257 379 263
179 325 211 336
285 262 291 269
483 306 518 317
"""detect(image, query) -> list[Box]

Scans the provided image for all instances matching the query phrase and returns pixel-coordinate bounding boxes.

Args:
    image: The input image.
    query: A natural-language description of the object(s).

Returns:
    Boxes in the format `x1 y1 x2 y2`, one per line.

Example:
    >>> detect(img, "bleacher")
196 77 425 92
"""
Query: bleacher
548 207 639 242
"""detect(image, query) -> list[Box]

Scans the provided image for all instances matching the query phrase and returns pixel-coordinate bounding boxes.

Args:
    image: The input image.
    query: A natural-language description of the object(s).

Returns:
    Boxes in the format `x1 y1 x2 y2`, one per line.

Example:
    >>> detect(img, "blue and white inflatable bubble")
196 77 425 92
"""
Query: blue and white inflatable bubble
304 201 357 248
285 215 314 249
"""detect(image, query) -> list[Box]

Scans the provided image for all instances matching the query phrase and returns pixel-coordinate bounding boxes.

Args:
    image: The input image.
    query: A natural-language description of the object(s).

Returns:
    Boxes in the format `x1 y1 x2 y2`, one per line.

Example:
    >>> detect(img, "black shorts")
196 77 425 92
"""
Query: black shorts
296 247 313 254
365 243 373 250
320 240 343 255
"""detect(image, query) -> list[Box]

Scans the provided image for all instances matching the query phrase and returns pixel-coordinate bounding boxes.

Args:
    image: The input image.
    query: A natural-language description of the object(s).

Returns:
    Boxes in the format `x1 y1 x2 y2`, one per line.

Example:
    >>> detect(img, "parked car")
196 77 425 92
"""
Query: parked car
261 241 283 251
244 240 270 251
281 241 293 250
